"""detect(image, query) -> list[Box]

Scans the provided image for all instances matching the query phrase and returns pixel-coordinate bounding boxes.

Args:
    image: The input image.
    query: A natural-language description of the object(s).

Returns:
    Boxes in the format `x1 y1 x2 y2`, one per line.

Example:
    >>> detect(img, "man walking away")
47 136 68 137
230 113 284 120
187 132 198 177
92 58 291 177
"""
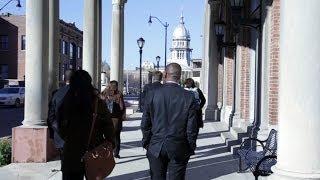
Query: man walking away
141 71 163 109
48 69 74 150
141 63 198 180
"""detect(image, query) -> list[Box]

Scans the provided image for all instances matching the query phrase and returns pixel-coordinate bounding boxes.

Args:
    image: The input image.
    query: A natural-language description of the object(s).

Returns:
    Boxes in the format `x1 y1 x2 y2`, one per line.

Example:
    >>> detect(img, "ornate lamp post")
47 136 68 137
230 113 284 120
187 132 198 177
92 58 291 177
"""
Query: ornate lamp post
0 0 21 11
156 56 160 70
148 15 169 67
214 21 226 64
137 37 145 112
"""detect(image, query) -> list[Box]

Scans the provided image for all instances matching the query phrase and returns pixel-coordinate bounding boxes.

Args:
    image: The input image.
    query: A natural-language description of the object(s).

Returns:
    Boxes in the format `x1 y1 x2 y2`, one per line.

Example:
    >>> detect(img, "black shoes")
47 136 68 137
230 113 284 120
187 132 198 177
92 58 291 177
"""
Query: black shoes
114 154 120 159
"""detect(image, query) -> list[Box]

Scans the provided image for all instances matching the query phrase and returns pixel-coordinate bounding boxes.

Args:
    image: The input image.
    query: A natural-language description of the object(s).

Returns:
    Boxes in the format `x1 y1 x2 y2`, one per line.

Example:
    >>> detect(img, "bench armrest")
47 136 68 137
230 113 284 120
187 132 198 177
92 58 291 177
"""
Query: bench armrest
240 138 265 150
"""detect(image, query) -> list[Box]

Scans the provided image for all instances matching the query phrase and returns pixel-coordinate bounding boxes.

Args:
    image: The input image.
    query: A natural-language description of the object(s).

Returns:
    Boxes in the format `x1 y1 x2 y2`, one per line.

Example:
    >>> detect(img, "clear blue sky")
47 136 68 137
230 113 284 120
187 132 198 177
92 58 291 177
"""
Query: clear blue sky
2 0 205 69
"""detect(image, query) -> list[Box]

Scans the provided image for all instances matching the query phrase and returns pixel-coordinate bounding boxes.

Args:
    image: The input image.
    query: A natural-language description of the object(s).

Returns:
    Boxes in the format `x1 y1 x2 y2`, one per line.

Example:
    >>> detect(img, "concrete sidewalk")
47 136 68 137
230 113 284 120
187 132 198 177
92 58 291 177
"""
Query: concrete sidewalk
0 113 260 180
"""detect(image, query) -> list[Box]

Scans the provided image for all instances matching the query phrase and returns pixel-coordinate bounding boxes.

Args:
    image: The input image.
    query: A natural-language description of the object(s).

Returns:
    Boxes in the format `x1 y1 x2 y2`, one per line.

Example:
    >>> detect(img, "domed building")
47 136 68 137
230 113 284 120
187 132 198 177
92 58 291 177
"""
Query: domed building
169 14 193 69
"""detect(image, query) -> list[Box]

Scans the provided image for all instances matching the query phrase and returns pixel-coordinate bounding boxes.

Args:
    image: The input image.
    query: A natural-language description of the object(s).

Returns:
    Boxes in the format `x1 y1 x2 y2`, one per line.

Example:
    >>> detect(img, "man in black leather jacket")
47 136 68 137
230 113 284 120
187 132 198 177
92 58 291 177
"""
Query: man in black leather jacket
141 63 198 180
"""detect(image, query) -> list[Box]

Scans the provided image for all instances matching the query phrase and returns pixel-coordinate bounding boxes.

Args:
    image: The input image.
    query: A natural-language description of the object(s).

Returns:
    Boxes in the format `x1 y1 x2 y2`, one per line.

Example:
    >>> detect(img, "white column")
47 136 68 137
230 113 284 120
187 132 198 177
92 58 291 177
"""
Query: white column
269 0 320 179
23 0 49 126
96 0 102 89
110 0 126 85
259 3 272 138
83 0 98 87
48 0 59 95
204 0 219 121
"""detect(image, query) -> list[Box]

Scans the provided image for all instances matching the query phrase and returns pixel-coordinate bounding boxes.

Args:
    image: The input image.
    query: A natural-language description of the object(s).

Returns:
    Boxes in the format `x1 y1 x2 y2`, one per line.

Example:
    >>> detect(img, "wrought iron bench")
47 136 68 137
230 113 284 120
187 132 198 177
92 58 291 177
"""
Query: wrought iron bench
237 129 278 180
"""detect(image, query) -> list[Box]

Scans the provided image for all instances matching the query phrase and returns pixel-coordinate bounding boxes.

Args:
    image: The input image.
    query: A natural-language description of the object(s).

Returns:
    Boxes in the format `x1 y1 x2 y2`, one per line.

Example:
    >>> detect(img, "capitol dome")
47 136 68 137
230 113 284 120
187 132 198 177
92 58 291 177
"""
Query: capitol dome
173 14 190 39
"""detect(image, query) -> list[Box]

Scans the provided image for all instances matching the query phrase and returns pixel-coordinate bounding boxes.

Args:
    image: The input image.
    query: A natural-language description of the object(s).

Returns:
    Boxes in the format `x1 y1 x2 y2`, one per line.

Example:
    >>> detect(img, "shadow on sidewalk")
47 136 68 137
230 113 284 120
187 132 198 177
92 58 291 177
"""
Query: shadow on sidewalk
109 154 238 180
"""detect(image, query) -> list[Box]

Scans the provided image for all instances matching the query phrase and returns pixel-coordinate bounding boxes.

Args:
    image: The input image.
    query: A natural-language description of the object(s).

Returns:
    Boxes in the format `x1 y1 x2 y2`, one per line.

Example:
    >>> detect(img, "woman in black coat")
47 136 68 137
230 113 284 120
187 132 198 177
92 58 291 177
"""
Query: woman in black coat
58 70 115 180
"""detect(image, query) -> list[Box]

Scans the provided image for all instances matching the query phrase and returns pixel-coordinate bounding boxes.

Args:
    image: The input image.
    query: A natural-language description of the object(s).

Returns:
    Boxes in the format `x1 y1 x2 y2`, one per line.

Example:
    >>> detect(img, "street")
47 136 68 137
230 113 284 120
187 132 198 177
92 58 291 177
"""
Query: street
0 107 24 138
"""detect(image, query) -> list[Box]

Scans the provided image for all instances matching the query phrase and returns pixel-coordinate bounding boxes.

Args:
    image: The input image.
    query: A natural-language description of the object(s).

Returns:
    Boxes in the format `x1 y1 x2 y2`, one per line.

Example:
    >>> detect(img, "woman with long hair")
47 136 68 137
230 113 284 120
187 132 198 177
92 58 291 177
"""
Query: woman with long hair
58 70 114 180
101 80 125 159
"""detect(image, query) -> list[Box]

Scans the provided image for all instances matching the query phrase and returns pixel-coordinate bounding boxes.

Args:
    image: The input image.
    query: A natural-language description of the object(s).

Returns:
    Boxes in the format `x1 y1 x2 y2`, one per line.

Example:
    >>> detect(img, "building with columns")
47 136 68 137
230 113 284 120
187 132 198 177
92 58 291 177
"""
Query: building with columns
202 0 320 179
8 0 320 179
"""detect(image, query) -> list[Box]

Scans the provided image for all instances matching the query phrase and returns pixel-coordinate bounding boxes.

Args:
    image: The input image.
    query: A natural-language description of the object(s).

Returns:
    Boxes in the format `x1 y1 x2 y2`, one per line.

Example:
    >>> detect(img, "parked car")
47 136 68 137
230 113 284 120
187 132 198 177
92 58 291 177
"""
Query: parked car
0 87 25 107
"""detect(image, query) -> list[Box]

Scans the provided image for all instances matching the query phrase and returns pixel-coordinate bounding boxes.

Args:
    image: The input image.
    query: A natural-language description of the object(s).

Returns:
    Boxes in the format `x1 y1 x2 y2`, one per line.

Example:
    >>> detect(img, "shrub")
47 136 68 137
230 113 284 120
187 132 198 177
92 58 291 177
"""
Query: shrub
0 139 11 167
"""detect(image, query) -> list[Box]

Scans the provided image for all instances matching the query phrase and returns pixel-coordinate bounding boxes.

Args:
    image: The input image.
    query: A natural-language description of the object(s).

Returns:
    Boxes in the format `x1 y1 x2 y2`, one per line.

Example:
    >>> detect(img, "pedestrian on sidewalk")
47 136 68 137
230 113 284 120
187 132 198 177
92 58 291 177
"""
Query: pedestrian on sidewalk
141 71 163 110
101 80 125 159
48 69 74 151
184 78 206 132
57 70 115 180
141 63 198 180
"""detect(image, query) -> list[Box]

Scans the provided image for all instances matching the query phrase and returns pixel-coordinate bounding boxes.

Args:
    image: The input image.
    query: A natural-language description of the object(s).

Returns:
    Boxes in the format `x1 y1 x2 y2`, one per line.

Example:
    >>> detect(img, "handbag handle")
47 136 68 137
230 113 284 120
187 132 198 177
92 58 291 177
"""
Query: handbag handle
86 98 99 150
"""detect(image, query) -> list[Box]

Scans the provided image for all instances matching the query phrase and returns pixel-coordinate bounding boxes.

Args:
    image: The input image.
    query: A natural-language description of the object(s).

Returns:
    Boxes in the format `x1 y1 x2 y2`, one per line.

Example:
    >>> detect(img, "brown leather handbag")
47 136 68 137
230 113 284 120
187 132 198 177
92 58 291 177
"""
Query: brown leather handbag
83 100 115 180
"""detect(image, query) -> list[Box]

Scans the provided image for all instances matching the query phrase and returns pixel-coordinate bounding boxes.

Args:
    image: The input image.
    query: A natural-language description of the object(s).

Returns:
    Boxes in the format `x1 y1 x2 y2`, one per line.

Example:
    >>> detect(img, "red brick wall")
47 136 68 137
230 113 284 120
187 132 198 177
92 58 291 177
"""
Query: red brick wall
218 64 223 104
268 0 280 125
225 49 234 106
239 30 251 120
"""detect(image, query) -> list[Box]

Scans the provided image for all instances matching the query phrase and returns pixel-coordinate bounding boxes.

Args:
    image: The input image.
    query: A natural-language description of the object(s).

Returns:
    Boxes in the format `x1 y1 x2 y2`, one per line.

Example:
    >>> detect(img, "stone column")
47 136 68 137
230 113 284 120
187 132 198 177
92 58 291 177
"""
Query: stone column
203 0 219 121
23 0 49 127
96 0 102 89
48 0 59 95
12 0 57 163
83 0 98 87
110 0 126 87
269 0 320 179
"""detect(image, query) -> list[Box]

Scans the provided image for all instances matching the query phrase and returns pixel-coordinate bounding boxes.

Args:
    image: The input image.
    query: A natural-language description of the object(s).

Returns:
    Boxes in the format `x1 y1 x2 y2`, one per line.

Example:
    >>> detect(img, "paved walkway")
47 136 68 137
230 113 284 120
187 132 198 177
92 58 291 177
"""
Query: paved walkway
0 113 258 180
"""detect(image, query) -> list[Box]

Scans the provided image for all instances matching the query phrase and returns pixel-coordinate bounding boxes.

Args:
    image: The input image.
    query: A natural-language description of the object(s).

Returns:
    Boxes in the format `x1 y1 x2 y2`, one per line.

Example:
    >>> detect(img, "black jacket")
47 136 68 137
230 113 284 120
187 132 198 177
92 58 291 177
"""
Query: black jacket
59 93 114 172
141 83 198 161
47 85 70 149
196 88 206 128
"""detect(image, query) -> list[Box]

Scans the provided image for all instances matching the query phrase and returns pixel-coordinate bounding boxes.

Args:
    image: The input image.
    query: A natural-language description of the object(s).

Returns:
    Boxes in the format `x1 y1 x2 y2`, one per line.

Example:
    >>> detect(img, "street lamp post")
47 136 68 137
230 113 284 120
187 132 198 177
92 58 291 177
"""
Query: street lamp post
137 37 145 112
0 0 21 11
148 15 169 67
156 56 160 70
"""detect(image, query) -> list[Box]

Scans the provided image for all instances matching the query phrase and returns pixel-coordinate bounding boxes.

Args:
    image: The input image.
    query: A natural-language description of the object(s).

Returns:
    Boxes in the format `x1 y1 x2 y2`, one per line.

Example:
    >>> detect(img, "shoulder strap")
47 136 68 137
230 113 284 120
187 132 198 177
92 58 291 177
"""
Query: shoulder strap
86 98 99 149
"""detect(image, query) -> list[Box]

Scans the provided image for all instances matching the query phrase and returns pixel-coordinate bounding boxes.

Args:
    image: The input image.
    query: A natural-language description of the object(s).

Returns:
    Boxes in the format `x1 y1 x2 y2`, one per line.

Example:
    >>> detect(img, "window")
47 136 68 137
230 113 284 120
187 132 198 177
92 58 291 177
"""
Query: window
62 41 68 55
69 43 74 59
193 71 200 77
0 88 19 94
21 35 26 50
0 35 9 50
77 46 82 59
0 64 8 79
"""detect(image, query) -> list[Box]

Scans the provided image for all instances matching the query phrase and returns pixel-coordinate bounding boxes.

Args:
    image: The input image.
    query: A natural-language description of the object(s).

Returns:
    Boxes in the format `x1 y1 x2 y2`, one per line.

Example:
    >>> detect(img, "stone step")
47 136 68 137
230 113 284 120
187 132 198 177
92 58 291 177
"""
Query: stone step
230 127 246 139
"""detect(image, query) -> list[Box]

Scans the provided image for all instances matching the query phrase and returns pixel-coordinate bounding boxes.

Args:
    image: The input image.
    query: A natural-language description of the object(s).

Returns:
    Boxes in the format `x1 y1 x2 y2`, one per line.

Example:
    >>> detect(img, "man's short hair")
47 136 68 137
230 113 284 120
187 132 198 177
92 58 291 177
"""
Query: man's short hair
153 71 163 82
165 63 181 81
64 69 74 82
110 80 118 87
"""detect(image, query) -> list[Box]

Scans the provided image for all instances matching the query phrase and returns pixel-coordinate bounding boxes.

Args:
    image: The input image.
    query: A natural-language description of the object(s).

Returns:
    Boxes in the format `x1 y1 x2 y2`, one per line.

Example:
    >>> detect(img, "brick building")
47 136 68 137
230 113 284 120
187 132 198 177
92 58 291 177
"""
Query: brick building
0 13 83 81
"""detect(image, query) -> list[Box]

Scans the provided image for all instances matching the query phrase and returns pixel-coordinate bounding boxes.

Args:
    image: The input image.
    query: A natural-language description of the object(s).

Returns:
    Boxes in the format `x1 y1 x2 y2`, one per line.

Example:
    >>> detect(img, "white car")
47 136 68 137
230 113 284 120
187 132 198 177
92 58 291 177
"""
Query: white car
0 87 25 107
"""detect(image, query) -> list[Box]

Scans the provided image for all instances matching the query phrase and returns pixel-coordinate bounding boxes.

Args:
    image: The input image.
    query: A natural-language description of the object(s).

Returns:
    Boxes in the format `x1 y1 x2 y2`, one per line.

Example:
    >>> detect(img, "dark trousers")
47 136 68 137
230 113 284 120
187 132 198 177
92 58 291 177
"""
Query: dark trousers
112 118 122 156
60 149 85 180
147 147 189 180
62 171 84 180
